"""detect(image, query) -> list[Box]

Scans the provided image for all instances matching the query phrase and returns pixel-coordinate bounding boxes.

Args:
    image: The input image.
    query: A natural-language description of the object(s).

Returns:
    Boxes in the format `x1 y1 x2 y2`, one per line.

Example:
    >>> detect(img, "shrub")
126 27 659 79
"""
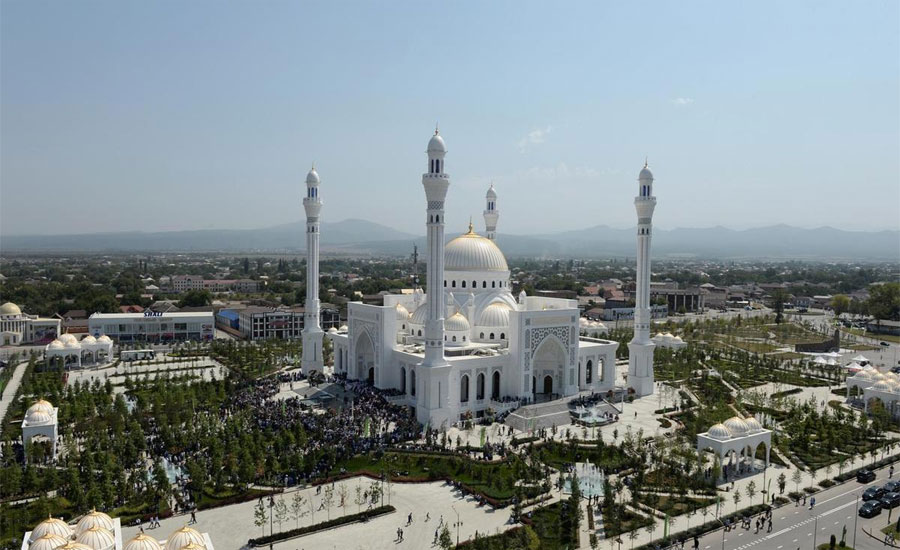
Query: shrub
247 505 395 546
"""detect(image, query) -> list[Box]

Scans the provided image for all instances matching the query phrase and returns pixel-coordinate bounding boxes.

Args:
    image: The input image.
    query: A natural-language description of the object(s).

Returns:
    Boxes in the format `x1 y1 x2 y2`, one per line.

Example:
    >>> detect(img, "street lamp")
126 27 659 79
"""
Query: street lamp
451 504 461 546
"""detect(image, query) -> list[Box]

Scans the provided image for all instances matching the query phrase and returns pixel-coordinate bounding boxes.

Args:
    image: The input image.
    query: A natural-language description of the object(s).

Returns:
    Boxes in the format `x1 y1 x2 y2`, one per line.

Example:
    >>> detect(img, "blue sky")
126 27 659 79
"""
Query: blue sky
2 1 898 236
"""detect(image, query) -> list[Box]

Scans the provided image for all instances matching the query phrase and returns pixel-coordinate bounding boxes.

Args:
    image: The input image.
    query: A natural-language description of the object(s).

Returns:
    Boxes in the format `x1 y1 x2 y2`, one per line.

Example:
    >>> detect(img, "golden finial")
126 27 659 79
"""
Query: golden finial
311 161 315 171
467 217 474 234
644 156 648 168
435 122 439 135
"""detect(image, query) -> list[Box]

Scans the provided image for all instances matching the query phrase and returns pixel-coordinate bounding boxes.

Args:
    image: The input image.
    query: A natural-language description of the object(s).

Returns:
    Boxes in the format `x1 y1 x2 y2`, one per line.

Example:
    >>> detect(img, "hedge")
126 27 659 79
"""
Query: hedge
771 387 804 399
632 504 771 550
247 505 395 546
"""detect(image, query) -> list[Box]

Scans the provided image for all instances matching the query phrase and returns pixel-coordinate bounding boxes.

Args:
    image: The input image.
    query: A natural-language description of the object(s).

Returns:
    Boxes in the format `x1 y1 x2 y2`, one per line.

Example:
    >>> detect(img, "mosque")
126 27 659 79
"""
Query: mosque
311 129 658 427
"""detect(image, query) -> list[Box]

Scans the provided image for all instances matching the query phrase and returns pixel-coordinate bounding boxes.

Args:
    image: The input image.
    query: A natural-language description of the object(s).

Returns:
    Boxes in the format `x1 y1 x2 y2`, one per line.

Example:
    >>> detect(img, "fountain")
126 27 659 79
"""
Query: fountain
565 461 606 498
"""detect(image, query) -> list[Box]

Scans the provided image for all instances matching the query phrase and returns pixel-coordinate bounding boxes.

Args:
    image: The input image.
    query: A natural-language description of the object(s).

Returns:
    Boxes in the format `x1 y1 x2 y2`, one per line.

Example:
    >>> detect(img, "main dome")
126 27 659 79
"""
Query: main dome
445 227 508 272
0 302 22 316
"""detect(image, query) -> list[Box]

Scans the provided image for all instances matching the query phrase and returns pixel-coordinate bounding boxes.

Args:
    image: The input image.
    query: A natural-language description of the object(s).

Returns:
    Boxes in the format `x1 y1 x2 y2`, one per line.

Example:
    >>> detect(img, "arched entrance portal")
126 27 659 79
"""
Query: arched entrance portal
532 337 566 400
355 330 375 383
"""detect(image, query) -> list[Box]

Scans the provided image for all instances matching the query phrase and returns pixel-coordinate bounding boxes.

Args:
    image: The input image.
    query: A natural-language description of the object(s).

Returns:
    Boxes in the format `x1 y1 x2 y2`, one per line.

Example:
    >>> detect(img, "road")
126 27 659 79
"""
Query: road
695 461 900 550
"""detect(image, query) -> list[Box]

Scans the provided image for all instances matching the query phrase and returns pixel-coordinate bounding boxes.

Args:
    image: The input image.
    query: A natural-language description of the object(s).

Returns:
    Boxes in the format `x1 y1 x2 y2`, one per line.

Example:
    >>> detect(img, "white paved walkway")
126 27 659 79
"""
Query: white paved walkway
121 478 514 550
0 361 28 424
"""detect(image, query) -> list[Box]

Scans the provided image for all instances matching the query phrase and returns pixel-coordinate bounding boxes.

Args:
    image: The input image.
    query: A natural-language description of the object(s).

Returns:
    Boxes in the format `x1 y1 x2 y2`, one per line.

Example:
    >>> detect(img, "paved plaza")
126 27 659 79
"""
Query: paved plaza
121 478 515 550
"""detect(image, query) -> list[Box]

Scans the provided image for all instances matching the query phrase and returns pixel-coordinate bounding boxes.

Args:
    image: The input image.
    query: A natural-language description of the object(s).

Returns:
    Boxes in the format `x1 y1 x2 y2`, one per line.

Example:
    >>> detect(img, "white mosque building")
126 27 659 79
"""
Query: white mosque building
326 130 656 427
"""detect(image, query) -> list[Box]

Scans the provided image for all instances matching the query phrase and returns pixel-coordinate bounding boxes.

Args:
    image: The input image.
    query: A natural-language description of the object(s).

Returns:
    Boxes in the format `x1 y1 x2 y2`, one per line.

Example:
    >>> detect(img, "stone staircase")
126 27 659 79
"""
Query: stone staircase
505 399 573 432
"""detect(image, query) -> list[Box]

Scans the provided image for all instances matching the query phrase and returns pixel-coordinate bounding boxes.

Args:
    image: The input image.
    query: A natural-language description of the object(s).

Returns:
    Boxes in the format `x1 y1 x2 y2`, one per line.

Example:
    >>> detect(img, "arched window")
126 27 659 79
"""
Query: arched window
476 373 485 400
400 367 407 394
472 280 476 288
462 281 466 288
460 374 469 402
452 280 456 288
411 370 416 396
417 330 422 336
462 336 466 341
444 280 447 287
452 336 457 342
491 371 500 399
401 324 405 330
444 335 447 341
482 281 486 288
435 215 439 222
490 333 495 340
480 332 484 339
500 332 505 340
492 281 496 288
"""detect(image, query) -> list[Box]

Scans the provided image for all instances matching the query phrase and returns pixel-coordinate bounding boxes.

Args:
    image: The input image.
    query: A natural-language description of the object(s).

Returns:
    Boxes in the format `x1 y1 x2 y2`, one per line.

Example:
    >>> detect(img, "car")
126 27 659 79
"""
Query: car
882 492 900 509
860 500 882 518
858 469 877 483
882 342 891 347
891 366 900 374
863 486 885 501
884 481 900 493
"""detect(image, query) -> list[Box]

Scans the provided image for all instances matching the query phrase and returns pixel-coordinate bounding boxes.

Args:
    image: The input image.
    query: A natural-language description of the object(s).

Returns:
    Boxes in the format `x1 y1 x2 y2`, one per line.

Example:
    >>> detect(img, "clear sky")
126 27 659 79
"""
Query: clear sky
2 1 898 237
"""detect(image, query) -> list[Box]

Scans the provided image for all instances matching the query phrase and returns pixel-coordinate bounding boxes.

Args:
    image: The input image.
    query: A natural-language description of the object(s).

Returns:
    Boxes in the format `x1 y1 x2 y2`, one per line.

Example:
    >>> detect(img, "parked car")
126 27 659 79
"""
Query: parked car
881 492 900 509
884 481 900 493
860 500 882 518
863 486 885 501
858 469 877 483
881 342 891 347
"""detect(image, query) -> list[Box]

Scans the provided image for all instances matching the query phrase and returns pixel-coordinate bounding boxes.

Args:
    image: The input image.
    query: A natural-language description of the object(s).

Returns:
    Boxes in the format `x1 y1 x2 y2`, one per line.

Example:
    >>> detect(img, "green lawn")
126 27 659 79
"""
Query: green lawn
530 440 639 473
635 492 720 517
331 451 543 502
601 503 654 539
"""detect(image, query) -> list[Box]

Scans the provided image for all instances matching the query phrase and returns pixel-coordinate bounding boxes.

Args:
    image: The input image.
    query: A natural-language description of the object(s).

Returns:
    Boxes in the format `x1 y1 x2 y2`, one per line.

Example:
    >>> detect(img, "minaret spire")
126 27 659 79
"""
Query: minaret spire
418 127 452 426
627 161 657 396
483 183 499 240
302 164 324 374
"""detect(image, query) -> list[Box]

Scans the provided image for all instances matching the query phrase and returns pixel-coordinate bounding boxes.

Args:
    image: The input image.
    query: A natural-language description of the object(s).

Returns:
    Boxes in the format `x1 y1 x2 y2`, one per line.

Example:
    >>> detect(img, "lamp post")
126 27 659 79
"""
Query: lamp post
853 493 859 548
452 504 461 546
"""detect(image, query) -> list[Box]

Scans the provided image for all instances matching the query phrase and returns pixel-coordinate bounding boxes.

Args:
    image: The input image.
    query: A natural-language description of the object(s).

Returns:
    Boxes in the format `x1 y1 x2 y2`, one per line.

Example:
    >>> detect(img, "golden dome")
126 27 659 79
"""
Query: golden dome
163 526 205 550
29 517 72 541
29 533 70 550
75 510 114 535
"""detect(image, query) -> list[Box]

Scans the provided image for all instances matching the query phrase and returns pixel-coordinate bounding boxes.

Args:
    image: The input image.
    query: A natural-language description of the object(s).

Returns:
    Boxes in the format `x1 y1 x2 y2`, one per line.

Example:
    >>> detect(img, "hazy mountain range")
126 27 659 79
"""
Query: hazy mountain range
2 219 898 261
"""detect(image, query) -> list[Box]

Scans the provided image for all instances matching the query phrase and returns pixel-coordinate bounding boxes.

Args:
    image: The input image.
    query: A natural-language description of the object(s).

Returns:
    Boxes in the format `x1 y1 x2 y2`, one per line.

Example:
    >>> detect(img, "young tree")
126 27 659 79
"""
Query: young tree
253 500 267 537
290 491 307 528
732 490 741 512
792 468 803 496
746 481 757 505
354 483 366 514
337 484 349 515
323 485 335 520
438 524 453 550
273 496 288 532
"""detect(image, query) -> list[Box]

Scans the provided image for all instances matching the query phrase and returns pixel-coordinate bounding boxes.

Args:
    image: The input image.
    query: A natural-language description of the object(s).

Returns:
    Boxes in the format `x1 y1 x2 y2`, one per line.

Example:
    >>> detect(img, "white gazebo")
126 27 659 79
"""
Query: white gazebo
697 416 772 480
652 332 688 350
847 368 900 417
579 318 608 337
45 333 113 368
21 399 58 462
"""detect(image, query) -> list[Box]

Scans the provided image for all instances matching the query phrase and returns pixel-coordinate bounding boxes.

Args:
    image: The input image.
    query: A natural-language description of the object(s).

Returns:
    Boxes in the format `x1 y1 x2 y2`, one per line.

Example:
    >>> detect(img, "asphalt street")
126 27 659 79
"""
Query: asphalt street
694 461 900 550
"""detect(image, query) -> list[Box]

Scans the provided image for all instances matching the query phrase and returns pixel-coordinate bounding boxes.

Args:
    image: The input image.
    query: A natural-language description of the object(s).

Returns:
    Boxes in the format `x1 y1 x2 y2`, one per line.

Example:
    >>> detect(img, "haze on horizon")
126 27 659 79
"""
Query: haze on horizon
1 1 898 238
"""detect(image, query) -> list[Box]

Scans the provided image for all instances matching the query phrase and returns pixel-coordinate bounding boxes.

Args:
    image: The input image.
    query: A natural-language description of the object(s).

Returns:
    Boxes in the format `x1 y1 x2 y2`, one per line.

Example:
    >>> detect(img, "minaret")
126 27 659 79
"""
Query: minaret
483 184 499 240
302 165 324 373
417 127 452 425
627 160 657 396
